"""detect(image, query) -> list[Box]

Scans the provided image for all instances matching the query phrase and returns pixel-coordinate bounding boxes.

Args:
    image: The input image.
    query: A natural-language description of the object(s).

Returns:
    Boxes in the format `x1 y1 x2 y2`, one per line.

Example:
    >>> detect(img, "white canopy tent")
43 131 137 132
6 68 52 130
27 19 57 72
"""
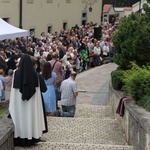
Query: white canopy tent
0 18 28 40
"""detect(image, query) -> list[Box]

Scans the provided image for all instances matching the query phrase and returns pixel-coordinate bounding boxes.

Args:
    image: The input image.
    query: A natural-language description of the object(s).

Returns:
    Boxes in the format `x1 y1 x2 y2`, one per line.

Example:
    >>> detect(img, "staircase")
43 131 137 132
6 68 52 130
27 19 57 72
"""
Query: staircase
15 63 134 150
15 104 134 150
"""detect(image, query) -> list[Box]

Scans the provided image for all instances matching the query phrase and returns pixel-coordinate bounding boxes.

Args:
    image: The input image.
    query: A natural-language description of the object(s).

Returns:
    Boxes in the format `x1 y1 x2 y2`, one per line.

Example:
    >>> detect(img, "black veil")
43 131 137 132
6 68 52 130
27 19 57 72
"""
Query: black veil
13 54 38 100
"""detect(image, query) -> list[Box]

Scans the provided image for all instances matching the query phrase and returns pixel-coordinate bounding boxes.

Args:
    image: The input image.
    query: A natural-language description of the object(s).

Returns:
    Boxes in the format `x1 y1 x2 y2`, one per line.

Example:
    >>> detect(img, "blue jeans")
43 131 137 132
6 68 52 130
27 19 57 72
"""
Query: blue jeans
61 105 76 117
55 81 61 108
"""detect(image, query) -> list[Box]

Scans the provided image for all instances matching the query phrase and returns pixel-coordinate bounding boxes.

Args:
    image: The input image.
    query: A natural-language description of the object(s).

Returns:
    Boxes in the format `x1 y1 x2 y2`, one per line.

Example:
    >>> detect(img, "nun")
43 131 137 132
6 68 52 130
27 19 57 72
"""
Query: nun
9 54 47 147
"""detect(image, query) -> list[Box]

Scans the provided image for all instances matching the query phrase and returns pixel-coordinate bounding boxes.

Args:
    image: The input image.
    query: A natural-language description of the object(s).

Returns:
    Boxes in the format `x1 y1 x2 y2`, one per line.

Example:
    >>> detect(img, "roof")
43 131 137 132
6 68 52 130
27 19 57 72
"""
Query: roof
103 4 112 13
124 7 132 11
0 18 28 40
114 7 124 12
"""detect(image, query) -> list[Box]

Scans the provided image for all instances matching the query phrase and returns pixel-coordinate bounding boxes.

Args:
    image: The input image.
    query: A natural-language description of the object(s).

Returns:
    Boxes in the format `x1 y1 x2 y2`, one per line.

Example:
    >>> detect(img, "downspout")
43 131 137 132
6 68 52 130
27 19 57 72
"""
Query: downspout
139 0 142 15
19 0 22 29
101 0 104 23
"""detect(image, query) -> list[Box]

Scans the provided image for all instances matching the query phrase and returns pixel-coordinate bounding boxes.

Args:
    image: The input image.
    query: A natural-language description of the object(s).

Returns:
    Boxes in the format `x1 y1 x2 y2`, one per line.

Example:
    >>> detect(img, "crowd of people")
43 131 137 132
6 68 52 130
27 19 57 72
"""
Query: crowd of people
0 21 118 73
0 19 119 147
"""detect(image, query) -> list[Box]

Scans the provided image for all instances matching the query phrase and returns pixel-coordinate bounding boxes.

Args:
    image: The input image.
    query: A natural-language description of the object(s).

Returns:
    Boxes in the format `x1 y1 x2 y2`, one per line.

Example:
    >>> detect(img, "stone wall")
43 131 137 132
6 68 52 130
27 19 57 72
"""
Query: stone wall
109 82 150 150
0 102 14 150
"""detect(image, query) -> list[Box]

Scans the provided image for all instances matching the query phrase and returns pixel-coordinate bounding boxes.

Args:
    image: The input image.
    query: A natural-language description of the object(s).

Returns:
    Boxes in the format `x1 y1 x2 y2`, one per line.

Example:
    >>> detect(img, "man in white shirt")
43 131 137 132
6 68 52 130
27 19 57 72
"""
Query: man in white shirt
52 71 78 117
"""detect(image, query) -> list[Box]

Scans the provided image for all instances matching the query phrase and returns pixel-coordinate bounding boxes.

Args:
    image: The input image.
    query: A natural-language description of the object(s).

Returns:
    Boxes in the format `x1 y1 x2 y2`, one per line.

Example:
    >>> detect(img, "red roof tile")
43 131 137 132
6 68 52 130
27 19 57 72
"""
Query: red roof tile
124 7 132 11
103 4 112 13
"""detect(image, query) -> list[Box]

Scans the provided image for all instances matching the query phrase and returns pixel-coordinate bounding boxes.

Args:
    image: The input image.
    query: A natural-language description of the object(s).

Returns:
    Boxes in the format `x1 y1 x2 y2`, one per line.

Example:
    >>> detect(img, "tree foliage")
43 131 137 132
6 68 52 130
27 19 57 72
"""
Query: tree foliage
122 62 150 111
111 68 124 90
112 0 150 70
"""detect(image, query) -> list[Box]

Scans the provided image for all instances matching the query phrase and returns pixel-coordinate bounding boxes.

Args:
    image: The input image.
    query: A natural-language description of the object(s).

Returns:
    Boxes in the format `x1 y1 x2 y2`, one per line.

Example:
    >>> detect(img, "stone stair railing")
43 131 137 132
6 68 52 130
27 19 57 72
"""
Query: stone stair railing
0 114 14 150
0 100 14 150
109 81 150 150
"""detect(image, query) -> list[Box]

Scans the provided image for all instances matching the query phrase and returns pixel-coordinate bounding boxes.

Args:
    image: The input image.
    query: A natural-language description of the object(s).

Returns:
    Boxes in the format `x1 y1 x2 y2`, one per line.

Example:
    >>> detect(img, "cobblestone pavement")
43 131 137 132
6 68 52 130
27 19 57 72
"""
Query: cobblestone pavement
15 63 134 150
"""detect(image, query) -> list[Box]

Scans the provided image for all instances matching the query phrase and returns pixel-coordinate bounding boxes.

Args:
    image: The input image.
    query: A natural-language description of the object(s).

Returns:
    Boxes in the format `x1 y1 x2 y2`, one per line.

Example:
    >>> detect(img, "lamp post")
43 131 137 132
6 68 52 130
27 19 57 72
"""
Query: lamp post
139 0 142 15
19 0 23 29
85 0 95 12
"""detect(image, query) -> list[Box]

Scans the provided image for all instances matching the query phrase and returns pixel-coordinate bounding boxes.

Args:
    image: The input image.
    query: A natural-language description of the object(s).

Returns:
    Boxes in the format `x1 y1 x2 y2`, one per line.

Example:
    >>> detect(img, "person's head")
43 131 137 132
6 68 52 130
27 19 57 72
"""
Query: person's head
73 49 77 55
70 71 77 80
67 55 72 61
0 69 4 76
105 42 108 46
42 62 52 80
30 56 38 70
8 69 13 76
52 52 58 59
18 54 33 69
68 47 74 53
0 50 5 58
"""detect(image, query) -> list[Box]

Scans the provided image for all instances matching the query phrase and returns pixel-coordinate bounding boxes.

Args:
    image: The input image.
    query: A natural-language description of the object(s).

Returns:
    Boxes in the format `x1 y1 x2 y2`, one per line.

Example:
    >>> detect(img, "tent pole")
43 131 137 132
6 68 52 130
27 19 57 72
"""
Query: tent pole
19 0 23 29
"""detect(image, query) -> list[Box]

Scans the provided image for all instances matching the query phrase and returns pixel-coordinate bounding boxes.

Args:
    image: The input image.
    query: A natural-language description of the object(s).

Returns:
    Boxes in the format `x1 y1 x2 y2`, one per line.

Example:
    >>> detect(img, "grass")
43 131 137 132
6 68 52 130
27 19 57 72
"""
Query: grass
0 107 8 116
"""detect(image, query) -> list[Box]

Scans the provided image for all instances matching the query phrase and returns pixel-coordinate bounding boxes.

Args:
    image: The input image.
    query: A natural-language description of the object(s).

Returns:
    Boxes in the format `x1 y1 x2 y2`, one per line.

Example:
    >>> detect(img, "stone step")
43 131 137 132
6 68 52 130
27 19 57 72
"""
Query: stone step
75 104 114 118
44 117 126 146
15 142 134 150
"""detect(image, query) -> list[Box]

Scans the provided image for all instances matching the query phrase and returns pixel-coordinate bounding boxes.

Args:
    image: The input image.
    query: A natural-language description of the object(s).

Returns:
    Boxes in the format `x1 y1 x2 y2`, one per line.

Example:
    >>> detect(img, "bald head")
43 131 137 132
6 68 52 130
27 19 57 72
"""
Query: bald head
52 52 58 58
70 71 77 80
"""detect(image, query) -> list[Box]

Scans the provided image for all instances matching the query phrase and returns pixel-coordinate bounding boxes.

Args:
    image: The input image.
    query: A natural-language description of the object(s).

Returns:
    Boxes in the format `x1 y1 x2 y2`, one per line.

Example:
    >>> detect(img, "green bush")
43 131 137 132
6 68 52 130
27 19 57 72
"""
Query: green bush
111 68 125 90
112 0 150 70
123 63 150 111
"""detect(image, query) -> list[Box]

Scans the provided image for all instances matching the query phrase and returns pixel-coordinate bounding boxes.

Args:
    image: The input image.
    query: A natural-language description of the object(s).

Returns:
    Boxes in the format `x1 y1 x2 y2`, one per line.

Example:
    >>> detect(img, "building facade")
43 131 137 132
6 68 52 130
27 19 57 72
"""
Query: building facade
0 0 102 39
102 0 147 24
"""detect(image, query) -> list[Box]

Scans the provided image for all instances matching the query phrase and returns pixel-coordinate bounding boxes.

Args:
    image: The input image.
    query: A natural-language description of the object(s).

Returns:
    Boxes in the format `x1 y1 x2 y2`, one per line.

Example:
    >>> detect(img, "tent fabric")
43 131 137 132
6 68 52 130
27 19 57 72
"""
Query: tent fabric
0 18 28 40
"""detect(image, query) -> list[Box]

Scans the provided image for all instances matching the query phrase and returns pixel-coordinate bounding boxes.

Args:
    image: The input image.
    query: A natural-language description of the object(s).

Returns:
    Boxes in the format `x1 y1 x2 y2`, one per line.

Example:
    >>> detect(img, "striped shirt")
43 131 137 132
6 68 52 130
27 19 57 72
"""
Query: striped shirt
60 77 78 106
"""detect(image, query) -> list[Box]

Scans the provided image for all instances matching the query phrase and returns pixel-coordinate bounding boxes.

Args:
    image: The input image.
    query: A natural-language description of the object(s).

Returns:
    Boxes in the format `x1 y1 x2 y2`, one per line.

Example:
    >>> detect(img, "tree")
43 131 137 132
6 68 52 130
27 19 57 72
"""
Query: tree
112 0 150 70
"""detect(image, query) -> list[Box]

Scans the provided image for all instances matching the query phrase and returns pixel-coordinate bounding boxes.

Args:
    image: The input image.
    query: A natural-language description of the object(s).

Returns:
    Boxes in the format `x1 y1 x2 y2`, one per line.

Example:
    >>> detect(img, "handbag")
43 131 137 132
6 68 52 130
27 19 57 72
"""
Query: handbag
89 53 94 57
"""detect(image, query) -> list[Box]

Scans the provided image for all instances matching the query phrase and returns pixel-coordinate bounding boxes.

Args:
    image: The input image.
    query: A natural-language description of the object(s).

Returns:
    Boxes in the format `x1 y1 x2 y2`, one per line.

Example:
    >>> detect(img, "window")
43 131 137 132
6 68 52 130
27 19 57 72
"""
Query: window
81 10 87 26
47 0 53 3
1 0 10 3
48 26 52 33
81 0 86 3
82 12 87 18
29 28 35 41
27 0 34 3
82 20 87 26
63 22 67 30
66 0 71 3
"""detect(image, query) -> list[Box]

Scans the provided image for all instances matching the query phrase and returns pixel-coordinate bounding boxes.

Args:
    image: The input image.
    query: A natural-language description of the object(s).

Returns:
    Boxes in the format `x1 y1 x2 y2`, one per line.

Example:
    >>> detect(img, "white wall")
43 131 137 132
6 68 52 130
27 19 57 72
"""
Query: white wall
0 0 102 38
0 0 19 25
124 11 132 17
132 0 147 13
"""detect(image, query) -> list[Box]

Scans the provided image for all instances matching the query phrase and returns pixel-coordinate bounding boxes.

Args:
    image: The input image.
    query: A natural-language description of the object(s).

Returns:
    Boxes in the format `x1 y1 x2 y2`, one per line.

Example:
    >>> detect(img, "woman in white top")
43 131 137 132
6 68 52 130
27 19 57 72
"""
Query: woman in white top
93 42 101 66
102 42 110 57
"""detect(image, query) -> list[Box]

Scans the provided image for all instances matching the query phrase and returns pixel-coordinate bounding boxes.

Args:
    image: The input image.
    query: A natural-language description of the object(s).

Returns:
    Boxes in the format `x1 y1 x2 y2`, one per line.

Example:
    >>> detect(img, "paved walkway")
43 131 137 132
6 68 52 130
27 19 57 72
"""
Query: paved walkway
15 63 134 150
